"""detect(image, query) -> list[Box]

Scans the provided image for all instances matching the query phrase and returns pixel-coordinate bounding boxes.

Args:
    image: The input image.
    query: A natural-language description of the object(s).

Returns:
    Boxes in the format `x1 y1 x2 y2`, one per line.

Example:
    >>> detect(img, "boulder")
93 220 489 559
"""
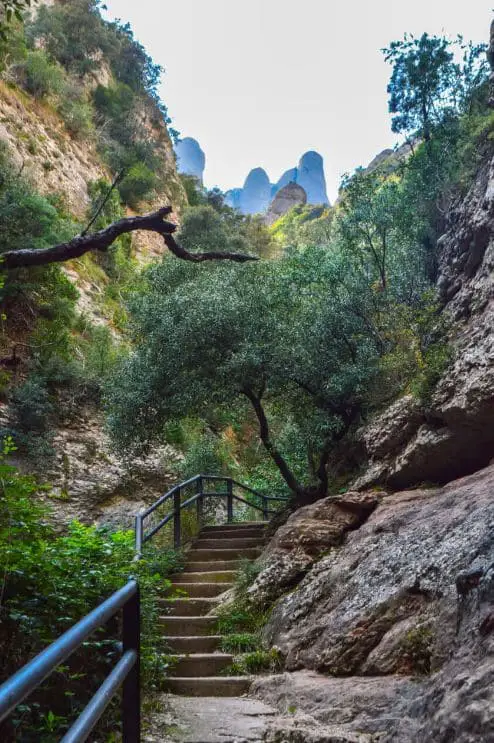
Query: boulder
248 491 381 606
264 182 307 225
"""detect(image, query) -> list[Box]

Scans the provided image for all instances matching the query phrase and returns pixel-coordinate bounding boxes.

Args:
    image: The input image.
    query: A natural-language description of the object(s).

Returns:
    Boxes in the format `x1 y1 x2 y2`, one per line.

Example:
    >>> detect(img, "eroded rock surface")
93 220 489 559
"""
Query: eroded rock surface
355 151 494 490
250 464 494 742
265 182 307 226
248 491 381 606
13 405 182 528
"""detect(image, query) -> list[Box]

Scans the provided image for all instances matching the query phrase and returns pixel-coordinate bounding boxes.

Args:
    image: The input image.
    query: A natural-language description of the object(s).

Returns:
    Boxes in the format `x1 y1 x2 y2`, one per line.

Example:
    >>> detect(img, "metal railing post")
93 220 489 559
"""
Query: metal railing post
122 584 140 743
262 496 268 522
227 478 233 523
174 488 181 549
196 476 203 528
134 515 143 558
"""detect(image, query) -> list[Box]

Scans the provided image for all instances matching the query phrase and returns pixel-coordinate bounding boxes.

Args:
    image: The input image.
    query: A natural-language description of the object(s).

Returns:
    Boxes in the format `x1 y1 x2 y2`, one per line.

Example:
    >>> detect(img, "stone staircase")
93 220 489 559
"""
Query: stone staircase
160 522 267 696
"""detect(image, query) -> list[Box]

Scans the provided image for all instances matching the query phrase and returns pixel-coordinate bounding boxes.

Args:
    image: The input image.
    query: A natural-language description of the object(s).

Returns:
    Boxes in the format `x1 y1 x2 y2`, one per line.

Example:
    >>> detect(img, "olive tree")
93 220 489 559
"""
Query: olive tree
106 246 382 505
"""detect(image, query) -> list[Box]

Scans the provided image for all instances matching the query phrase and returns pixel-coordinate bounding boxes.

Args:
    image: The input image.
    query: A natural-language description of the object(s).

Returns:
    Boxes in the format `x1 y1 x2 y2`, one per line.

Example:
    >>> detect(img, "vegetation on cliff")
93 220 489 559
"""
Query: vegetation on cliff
107 33 491 504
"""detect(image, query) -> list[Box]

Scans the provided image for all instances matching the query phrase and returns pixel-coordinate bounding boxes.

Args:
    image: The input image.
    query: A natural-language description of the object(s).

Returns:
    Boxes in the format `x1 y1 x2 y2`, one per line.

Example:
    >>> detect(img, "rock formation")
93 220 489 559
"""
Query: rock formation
239 167 272 215
174 136 206 183
295 150 329 205
226 151 330 215
224 187 242 210
249 463 494 742
264 182 307 226
353 148 494 491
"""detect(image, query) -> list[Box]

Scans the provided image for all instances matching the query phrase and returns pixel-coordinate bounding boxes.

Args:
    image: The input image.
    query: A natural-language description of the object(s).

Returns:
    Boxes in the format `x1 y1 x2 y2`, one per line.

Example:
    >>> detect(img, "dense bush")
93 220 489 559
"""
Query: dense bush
20 48 65 99
0 438 182 741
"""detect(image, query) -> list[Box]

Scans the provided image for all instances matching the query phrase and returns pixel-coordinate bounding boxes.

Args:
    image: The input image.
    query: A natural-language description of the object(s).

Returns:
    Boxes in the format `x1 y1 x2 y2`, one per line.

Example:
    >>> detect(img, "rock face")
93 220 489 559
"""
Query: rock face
354 149 494 490
175 136 206 183
250 463 494 742
275 167 298 192
224 187 242 210
248 491 381 607
296 150 329 206
239 167 272 215
264 182 307 225
11 404 182 529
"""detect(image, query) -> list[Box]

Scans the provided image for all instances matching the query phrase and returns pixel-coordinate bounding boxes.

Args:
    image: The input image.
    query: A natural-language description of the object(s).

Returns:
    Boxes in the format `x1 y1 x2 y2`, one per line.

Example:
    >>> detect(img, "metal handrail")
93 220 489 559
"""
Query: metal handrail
135 474 288 554
0 580 140 743
0 474 287 742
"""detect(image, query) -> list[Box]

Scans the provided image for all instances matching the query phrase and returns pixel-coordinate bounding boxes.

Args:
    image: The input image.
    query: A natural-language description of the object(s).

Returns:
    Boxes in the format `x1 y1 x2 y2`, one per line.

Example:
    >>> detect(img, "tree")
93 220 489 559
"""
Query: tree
106 246 382 505
383 33 487 142
337 168 426 298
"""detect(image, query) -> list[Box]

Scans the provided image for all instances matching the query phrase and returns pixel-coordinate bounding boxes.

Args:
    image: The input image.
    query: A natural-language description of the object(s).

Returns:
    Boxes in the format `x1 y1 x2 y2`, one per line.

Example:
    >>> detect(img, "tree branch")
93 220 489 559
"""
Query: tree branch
241 386 303 496
1 205 258 269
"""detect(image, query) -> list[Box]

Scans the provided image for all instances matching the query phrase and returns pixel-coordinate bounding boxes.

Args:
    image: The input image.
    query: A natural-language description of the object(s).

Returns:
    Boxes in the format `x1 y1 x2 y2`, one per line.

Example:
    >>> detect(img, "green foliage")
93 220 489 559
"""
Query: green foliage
219 633 258 653
0 440 182 739
271 203 333 248
20 48 65 98
118 162 158 208
383 33 488 141
180 430 230 479
0 0 33 40
224 648 283 676
87 178 134 278
399 625 434 675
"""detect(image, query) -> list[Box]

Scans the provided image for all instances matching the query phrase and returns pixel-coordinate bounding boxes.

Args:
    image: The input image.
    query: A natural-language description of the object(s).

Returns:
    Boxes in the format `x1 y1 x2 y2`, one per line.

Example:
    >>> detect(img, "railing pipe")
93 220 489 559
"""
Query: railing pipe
0 580 138 724
60 651 137 743
122 583 140 743
227 479 233 523
135 515 143 557
173 487 181 549
196 476 203 528
262 495 268 521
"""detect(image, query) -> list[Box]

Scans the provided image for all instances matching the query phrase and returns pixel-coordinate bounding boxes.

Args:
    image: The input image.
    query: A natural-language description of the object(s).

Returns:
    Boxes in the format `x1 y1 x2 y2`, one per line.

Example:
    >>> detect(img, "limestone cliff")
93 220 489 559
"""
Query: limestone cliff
353 148 494 491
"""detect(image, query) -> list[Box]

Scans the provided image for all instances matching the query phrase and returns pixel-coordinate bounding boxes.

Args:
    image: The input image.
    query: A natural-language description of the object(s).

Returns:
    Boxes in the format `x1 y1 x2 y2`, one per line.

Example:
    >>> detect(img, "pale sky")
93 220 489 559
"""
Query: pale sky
103 0 491 201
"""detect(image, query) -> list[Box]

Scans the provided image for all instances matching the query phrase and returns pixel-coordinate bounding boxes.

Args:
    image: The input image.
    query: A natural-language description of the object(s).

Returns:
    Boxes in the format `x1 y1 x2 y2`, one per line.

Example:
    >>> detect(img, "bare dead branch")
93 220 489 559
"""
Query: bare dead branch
1 205 258 269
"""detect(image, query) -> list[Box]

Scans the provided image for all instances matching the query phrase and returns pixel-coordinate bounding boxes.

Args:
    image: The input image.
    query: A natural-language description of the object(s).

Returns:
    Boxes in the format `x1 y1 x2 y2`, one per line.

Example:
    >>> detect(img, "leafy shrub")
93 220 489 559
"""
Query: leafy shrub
224 648 283 676
118 162 157 208
9 376 55 459
20 49 65 99
57 96 94 139
220 633 258 653
0 439 182 740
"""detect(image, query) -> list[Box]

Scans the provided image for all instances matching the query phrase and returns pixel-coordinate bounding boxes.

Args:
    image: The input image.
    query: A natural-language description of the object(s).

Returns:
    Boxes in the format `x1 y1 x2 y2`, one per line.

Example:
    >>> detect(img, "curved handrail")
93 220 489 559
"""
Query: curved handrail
135 474 288 555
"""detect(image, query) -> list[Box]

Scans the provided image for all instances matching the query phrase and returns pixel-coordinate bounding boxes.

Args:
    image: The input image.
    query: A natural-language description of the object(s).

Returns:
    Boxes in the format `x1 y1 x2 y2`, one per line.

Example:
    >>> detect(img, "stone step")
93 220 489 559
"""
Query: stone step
200 522 268 532
162 635 223 654
194 537 265 550
198 528 267 539
171 653 233 677
159 616 218 636
170 582 233 598
161 598 219 616
187 548 261 561
183 560 244 572
171 570 238 584
164 677 251 697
